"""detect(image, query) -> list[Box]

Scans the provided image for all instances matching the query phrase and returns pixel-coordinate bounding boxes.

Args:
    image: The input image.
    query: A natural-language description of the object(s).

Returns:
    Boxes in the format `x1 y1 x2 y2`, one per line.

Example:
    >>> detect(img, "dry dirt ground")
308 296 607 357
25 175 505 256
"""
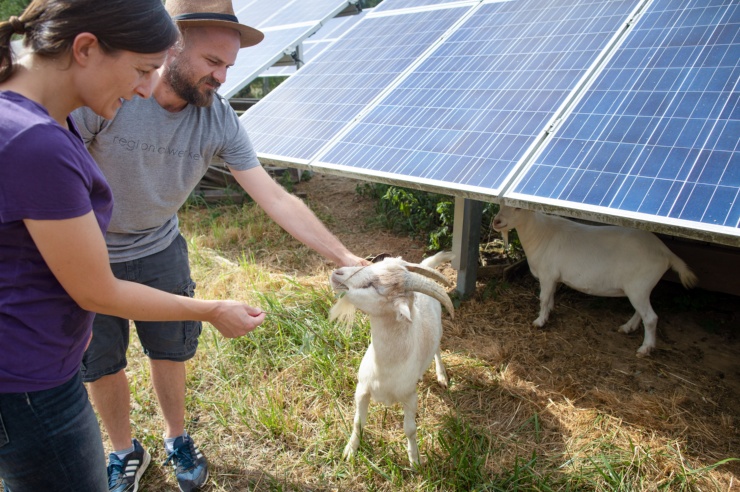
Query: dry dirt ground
294 173 740 482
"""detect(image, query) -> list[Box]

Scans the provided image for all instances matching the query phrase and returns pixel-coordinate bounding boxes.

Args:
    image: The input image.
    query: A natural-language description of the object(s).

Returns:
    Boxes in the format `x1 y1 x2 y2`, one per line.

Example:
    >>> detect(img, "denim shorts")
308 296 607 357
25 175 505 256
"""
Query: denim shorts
81 234 202 383
0 372 107 491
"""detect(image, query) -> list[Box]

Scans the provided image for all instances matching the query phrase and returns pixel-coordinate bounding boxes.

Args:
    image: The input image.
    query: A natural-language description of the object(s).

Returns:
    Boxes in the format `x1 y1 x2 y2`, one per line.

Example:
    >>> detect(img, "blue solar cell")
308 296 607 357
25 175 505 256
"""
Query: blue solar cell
509 0 739 238
243 6 470 162
315 0 641 193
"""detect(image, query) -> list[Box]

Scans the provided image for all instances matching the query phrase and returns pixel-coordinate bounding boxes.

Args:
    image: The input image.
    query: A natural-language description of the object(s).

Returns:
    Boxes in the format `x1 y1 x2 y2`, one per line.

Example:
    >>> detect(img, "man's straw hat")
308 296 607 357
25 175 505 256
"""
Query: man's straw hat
166 0 264 48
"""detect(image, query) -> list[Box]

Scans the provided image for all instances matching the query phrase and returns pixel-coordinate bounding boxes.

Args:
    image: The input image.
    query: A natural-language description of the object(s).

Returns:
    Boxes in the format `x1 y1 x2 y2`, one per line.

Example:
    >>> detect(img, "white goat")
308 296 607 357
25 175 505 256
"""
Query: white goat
329 251 455 466
492 205 697 357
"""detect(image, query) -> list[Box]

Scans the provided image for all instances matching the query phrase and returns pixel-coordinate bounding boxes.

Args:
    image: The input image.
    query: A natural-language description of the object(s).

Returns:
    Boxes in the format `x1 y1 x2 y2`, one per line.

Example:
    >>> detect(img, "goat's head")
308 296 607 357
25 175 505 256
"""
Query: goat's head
329 257 454 324
492 204 533 233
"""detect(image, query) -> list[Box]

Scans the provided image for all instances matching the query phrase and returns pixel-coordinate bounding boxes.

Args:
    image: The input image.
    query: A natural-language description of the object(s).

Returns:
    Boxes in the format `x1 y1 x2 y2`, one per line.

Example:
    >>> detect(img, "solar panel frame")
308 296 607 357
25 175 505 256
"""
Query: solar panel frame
373 0 477 13
505 0 740 246
259 0 352 29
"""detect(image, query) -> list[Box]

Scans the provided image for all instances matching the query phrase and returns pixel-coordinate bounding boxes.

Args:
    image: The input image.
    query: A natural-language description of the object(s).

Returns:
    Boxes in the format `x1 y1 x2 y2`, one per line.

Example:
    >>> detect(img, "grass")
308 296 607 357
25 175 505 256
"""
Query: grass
106 197 737 491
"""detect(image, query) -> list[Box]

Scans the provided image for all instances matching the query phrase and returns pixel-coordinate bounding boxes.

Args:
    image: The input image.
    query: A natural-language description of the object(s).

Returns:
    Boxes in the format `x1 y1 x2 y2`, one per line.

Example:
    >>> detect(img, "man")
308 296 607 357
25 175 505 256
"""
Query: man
72 1 367 491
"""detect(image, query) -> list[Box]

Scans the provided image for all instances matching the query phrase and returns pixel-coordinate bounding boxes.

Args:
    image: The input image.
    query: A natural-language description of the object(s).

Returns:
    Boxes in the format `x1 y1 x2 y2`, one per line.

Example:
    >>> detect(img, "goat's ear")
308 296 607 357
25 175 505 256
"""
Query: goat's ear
394 298 412 323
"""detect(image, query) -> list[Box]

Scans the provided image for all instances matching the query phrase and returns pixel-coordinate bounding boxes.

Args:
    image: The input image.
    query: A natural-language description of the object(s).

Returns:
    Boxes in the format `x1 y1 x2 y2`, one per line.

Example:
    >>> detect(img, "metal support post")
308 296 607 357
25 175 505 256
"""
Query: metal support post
451 197 483 299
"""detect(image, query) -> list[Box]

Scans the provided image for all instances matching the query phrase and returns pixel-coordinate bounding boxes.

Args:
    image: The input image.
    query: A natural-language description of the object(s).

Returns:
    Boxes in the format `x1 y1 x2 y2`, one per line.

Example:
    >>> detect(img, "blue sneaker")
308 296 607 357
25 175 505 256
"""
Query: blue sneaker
163 435 208 492
107 439 151 492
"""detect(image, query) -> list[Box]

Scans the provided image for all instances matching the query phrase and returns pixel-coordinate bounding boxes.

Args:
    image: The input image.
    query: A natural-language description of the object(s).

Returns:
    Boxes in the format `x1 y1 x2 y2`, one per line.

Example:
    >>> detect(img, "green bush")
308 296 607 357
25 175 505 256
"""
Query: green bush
356 182 499 251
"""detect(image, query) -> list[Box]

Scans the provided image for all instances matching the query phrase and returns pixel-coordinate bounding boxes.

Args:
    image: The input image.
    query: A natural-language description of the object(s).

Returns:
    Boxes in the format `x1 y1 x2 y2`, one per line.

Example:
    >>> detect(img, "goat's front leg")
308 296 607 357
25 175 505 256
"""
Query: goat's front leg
402 393 421 466
434 349 448 388
534 279 556 327
343 387 370 461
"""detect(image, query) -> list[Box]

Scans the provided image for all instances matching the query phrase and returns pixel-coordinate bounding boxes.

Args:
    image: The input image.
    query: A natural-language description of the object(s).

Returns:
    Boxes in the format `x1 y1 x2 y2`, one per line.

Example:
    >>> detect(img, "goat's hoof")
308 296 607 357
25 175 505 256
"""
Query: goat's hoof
636 346 653 357
618 324 638 334
533 319 546 328
408 455 425 468
342 445 357 461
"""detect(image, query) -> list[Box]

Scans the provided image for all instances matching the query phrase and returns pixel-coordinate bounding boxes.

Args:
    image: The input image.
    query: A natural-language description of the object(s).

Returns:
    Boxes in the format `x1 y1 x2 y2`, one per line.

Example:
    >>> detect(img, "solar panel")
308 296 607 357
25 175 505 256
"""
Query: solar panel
218 0 352 99
314 0 642 194
260 10 371 78
242 5 473 164
507 0 740 243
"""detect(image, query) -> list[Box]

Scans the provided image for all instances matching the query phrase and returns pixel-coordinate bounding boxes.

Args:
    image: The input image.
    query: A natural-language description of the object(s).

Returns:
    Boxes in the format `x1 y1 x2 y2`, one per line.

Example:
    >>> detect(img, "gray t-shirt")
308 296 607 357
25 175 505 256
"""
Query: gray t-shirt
73 94 260 262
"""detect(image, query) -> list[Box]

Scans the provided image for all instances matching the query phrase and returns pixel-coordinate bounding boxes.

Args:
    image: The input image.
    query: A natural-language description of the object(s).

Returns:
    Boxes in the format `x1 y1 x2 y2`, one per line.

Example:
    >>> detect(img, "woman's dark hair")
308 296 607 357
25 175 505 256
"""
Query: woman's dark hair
0 0 179 83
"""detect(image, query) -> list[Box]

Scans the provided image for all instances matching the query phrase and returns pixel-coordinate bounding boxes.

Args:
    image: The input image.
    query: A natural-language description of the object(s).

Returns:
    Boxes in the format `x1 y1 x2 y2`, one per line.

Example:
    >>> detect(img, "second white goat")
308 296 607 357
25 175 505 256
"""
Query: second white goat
493 205 697 357
330 251 455 466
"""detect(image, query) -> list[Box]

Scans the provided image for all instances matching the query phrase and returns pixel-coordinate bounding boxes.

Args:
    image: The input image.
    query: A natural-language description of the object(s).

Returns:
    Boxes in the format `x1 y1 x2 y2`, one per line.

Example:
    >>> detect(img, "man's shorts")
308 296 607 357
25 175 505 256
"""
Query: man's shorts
81 234 202 383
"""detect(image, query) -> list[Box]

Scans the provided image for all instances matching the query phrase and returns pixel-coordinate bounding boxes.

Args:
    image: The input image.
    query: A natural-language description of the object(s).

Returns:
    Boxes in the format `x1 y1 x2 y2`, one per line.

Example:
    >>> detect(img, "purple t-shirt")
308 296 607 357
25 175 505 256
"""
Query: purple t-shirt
0 91 113 393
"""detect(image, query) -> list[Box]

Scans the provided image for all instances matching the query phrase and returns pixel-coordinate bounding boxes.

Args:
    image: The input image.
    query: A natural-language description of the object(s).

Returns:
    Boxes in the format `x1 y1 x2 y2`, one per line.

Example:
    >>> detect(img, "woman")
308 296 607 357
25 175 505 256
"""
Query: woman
0 1 265 490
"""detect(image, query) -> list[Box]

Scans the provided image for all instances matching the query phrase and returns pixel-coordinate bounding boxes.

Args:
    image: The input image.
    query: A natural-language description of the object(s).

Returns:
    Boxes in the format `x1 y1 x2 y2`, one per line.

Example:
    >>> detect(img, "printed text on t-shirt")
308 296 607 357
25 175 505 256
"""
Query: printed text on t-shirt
112 136 202 160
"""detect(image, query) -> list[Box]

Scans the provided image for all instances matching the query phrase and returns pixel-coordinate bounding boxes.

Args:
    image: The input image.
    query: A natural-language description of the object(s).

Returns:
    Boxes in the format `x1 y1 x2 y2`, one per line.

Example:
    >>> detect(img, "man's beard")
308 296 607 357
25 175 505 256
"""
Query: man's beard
164 58 221 107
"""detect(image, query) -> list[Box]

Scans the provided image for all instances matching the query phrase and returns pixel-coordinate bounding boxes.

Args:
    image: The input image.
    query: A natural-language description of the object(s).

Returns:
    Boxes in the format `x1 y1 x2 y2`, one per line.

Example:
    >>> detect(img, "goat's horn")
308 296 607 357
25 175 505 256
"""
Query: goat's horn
404 274 455 319
405 264 454 287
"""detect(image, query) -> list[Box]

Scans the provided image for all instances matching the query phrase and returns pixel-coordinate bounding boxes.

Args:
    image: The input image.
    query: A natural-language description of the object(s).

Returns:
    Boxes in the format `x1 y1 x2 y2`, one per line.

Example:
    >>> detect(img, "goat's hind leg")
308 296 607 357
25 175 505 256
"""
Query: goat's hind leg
434 349 448 388
343 387 370 461
626 291 658 357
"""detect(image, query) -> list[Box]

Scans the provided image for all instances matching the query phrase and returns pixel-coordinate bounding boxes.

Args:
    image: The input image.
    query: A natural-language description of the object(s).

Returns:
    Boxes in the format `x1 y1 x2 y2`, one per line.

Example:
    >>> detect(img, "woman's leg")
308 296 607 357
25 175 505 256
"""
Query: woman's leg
0 372 107 492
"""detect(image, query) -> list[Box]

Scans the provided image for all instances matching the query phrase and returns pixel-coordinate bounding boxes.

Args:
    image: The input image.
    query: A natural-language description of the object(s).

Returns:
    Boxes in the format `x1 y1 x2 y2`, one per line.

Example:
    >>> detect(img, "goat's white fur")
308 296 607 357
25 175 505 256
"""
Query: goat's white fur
330 251 455 466
493 205 697 357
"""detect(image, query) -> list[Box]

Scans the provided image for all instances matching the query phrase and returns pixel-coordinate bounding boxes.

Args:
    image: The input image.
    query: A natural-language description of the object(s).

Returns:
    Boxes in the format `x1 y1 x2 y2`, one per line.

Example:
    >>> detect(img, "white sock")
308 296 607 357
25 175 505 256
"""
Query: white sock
113 441 135 460
164 432 188 453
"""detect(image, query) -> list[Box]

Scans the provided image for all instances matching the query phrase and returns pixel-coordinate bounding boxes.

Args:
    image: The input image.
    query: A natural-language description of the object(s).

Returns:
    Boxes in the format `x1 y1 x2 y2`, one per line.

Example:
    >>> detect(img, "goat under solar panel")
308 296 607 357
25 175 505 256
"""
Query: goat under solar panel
242 6 471 163
508 0 740 243
315 0 642 194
